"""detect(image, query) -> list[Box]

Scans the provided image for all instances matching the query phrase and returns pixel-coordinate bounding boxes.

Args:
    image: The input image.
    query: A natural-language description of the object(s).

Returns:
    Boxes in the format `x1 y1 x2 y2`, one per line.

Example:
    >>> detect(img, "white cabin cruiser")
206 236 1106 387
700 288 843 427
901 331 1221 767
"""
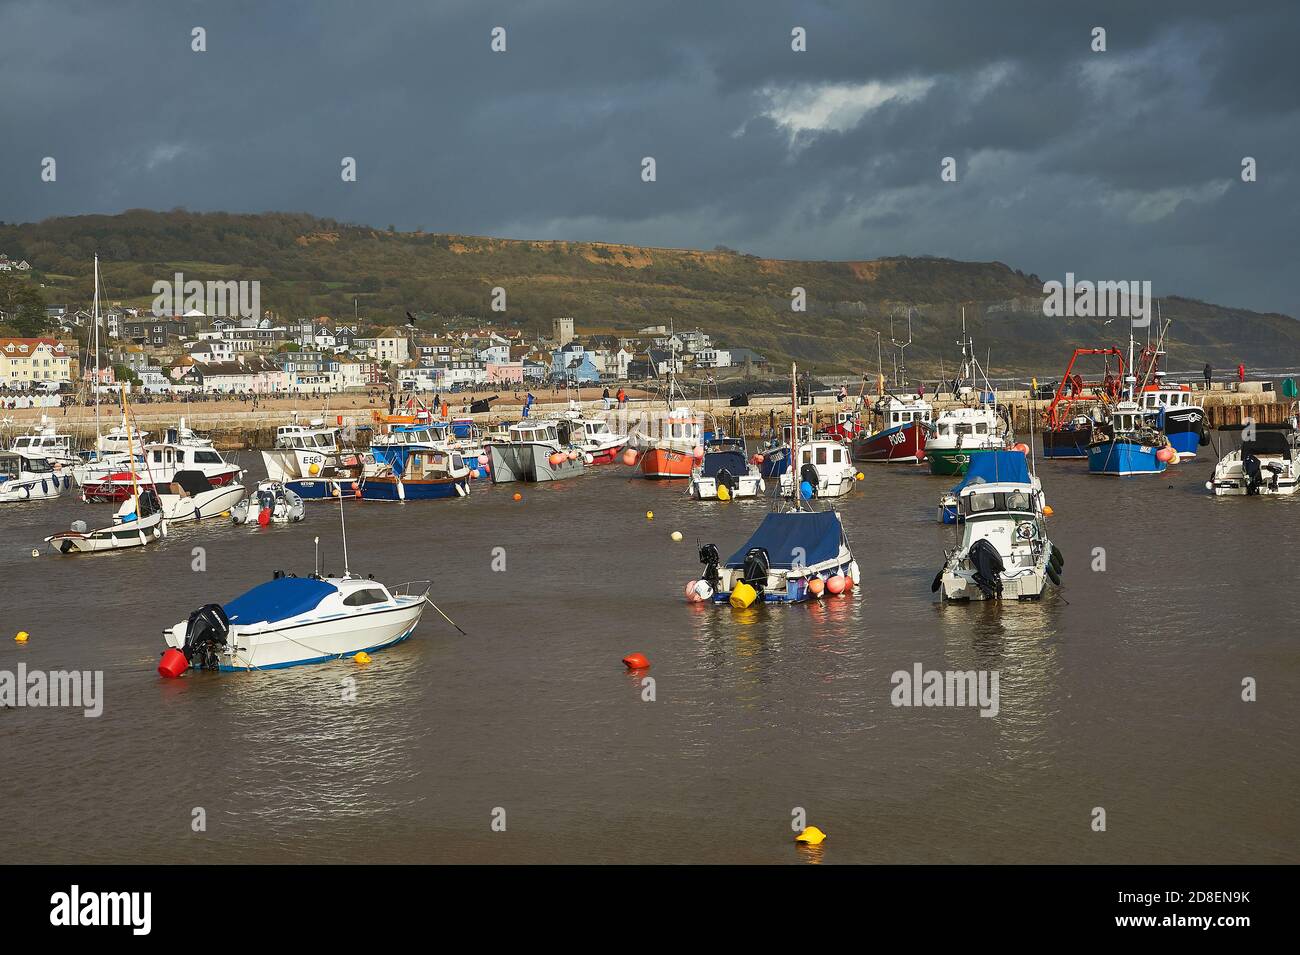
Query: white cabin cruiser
688 438 765 499
112 472 247 524
1207 429 1300 496
160 573 429 673
1 452 72 502
779 439 857 499
7 419 80 468
233 481 307 524
559 408 628 464
83 439 242 502
934 481 1062 601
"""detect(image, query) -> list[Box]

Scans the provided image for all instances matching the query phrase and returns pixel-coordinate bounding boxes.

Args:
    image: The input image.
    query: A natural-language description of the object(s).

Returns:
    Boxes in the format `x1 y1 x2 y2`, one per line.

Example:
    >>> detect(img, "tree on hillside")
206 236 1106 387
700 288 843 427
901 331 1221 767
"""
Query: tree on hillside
0 272 49 336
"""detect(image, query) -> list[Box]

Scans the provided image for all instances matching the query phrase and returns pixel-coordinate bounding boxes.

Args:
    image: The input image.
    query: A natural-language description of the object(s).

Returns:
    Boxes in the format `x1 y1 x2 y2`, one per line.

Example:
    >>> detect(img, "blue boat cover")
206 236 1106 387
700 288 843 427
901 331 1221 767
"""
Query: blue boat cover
701 449 749 478
951 450 1030 494
725 511 844 569
224 577 337 624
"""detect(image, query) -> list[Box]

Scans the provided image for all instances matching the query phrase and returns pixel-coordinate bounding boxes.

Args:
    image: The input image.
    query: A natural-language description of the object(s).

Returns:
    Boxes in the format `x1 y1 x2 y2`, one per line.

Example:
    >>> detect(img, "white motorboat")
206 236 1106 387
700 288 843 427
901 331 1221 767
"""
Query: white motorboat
778 438 857 499
7 418 80 469
1 452 73 502
688 438 765 499
1207 428 1300 496
559 408 628 464
113 472 246 524
233 481 307 524
934 480 1062 601
83 437 243 503
160 574 430 672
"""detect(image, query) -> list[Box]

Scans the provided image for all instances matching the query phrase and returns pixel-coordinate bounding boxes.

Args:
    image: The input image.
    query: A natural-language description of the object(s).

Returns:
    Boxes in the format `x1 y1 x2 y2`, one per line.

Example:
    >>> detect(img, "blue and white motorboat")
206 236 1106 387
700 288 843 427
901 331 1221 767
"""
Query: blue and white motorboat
695 510 859 604
938 449 1040 523
161 573 430 672
688 437 764 499
757 421 812 479
0 451 72 502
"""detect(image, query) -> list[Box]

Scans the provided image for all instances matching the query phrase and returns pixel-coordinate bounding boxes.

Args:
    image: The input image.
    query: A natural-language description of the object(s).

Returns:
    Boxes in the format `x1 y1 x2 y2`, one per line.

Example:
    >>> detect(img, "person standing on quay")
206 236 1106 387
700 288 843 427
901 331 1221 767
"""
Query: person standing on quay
1237 362 1246 383
1203 363 1213 389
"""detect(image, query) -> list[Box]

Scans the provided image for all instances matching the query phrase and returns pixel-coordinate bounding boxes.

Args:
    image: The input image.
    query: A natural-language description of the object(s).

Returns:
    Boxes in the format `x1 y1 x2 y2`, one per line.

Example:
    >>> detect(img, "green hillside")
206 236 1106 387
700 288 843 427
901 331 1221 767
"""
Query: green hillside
2 209 1296 377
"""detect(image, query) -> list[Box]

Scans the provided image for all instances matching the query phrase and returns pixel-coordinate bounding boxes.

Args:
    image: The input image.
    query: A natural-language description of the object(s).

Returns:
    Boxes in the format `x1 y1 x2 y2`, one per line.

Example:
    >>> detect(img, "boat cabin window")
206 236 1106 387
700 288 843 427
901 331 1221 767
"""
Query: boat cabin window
832 447 843 463
962 490 1035 516
956 423 972 435
975 422 987 435
341 587 389 607
192 450 222 464
815 446 828 466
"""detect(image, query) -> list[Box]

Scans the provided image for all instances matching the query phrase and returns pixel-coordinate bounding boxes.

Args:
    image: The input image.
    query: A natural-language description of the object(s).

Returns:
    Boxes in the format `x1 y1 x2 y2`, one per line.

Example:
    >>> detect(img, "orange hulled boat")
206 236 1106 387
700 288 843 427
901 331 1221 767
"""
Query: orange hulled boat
640 407 701 478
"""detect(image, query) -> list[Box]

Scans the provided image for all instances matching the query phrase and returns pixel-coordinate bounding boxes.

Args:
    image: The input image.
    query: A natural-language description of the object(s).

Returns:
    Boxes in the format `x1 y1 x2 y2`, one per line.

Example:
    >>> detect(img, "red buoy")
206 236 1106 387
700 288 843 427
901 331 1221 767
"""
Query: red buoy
257 507 271 527
622 652 650 670
158 648 189 679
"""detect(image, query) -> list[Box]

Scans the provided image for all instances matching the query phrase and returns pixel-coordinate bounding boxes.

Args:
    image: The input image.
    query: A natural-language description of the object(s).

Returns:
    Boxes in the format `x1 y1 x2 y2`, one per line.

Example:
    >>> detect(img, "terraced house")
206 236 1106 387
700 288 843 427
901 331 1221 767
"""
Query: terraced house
0 337 73 387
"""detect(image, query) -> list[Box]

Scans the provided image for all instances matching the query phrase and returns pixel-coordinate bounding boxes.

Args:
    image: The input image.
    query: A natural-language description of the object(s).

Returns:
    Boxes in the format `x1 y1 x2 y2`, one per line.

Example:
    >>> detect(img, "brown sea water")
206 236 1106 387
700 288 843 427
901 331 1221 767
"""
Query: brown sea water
1 446 1296 864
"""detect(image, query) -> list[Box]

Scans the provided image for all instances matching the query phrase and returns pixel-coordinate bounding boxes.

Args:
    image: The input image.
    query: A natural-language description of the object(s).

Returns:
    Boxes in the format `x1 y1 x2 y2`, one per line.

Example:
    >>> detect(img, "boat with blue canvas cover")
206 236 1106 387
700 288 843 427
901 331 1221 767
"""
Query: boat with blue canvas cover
688 363 859 607
688 436 765 499
358 448 470 501
938 449 1039 523
162 573 430 672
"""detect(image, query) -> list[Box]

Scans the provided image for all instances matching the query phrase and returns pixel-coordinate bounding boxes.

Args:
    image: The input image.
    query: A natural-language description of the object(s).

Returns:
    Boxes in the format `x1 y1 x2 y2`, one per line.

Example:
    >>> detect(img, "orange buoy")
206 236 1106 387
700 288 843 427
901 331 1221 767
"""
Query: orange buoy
807 577 825 597
1156 446 1175 463
622 652 650 670
354 485 362 499
843 576 854 593
257 507 271 527
158 648 189 678
685 580 701 601
513 492 522 501
622 448 638 466
826 575 846 595
1012 443 1031 455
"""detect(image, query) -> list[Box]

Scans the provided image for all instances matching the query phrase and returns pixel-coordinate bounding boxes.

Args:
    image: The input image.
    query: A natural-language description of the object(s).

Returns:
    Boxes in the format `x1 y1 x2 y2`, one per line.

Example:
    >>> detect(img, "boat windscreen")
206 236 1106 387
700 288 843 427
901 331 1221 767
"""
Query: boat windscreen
172 469 213 495
224 577 337 624
1243 432 1291 456
952 450 1030 494
725 511 844 569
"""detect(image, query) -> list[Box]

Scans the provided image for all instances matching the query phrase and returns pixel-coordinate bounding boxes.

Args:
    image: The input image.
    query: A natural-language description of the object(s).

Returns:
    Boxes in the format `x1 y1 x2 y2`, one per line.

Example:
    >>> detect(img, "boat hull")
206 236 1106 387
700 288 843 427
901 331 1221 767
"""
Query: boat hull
639 447 695 479
357 476 470 500
0 472 72 502
926 447 977 475
1041 428 1091 459
853 422 927 463
83 467 241 503
489 443 584 483
1163 408 1206 458
1087 439 1167 476
46 512 166 554
152 484 247 523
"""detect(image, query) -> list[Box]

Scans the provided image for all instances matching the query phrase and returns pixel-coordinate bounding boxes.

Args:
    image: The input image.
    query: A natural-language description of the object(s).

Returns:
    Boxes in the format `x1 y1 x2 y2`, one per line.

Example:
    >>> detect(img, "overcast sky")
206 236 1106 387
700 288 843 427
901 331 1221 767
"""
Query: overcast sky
1 0 1296 316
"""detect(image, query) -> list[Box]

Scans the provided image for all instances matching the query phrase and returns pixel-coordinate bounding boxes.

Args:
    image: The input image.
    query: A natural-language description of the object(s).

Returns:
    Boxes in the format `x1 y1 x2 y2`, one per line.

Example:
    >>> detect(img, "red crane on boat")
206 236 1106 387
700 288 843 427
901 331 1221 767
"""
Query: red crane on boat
1045 348 1127 430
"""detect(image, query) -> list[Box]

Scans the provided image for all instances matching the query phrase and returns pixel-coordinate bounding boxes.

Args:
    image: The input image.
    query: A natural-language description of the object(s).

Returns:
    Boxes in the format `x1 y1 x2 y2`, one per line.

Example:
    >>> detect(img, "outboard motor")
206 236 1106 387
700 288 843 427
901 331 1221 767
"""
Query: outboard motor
716 467 736 492
1242 452 1263 495
698 543 721 592
258 486 276 513
968 539 1005 599
137 488 161 517
180 603 231 671
799 463 820 497
740 547 770 594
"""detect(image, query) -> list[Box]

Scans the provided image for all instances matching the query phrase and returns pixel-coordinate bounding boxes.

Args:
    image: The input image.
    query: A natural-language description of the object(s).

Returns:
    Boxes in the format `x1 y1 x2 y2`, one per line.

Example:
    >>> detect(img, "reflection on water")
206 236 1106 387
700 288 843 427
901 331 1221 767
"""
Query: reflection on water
0 454 1295 863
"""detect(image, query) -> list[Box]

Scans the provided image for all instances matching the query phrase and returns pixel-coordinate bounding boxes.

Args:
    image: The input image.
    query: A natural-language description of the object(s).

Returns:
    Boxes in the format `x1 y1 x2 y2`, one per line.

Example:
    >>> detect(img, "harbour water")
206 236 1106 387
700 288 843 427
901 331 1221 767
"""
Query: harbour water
1 448 1296 864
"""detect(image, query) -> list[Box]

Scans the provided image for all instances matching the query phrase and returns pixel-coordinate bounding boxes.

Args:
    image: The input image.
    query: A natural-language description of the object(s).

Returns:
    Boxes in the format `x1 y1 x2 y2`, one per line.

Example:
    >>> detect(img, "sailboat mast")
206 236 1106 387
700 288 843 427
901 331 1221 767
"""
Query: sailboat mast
791 361 800 508
93 255 101 441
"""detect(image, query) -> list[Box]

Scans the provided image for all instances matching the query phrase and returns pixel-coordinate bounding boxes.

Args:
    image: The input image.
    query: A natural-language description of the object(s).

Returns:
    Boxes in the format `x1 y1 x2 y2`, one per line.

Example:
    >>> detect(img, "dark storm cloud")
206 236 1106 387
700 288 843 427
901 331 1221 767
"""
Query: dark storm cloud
0 0 1296 316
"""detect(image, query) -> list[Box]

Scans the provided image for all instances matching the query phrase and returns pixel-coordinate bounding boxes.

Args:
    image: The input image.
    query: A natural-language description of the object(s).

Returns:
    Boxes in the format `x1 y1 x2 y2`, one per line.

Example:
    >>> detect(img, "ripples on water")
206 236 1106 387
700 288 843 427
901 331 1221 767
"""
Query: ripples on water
0 450 1295 863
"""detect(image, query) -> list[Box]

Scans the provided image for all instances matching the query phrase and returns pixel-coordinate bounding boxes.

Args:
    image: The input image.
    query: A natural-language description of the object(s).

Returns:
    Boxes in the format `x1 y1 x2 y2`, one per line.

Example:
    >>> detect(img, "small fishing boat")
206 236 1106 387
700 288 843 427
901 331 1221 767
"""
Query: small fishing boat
818 409 863 443
852 394 932 463
938 449 1040 523
0 452 72 502
1087 401 1170 476
1135 384 1207 458
488 420 584 483
688 363 859 607
113 471 246 524
160 573 429 672
233 481 307 524
924 312 1012 475
358 448 471 500
1207 427 1300 496
1040 346 1126 458
688 437 765 500
636 407 702 479
756 421 811 479
560 408 628 464
934 478 1061 601
779 438 858 498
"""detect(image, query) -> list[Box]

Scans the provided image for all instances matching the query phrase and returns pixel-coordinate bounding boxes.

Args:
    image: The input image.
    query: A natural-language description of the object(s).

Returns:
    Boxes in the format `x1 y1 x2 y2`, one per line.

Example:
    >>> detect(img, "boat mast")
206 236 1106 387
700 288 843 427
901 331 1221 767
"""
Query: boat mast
93 256 101 442
790 360 803 511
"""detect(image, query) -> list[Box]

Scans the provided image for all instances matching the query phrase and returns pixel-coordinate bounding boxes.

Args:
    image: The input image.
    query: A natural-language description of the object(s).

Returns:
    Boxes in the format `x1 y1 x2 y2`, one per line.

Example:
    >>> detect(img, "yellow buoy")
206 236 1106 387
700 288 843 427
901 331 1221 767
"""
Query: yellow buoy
646 510 654 520
353 651 371 664
671 531 683 542
717 484 731 501
15 631 29 643
308 462 321 476
1043 504 1054 516
795 825 827 846
729 582 757 609
855 472 864 481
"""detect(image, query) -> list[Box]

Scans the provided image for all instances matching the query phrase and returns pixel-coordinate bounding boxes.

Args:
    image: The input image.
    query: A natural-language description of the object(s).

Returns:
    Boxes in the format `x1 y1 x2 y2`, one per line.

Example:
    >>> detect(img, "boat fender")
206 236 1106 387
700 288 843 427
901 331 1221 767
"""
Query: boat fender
826 575 846 595
807 577 825 597
848 561 861 586
1047 564 1062 587
729 582 757 609
1049 545 1064 570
